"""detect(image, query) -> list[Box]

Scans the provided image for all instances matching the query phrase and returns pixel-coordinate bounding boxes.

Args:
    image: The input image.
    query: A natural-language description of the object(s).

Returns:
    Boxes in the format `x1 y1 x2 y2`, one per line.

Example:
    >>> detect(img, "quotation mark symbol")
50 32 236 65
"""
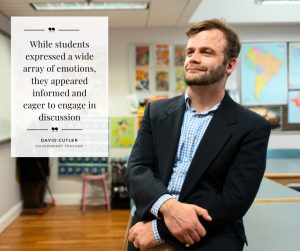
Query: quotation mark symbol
48 27 55 32
52 127 58 132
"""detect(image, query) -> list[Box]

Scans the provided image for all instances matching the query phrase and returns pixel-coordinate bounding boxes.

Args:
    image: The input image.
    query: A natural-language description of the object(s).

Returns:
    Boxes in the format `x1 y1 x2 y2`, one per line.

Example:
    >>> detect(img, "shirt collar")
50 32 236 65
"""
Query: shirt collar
184 91 220 115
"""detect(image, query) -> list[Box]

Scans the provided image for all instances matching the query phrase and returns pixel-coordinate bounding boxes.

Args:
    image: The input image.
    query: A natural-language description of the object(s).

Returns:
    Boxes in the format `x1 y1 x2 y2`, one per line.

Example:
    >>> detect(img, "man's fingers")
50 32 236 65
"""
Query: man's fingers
128 226 134 236
190 229 201 242
183 235 195 246
128 232 134 243
173 227 200 244
194 206 212 221
194 222 207 237
128 225 137 243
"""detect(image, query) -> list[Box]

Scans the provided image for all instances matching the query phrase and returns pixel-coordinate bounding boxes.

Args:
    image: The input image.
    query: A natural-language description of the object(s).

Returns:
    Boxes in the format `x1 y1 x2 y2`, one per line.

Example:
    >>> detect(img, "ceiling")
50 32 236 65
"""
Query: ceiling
191 0 300 25
0 0 299 28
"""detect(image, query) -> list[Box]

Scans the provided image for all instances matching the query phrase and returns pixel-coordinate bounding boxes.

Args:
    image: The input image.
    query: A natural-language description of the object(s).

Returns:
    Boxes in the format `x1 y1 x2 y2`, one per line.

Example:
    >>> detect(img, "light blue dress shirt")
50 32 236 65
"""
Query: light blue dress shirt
150 93 220 243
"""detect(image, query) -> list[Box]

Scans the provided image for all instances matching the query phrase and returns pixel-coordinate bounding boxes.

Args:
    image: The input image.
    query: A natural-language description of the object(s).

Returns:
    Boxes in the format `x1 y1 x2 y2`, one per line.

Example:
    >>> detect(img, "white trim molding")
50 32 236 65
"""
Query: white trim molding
0 202 22 234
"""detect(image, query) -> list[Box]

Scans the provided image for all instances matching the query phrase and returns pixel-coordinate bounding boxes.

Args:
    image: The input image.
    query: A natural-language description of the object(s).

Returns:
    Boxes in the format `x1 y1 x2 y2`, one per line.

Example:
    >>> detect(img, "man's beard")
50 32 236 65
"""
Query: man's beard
184 63 226 86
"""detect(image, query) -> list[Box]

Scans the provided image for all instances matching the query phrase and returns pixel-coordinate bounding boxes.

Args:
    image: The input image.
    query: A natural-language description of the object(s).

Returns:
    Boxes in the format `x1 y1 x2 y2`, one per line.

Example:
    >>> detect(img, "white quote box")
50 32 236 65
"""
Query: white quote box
11 17 108 157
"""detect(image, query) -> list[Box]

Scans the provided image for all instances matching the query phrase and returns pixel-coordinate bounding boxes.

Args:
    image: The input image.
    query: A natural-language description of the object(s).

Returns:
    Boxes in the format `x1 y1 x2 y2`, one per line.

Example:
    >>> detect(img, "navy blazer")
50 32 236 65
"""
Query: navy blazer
125 93 271 250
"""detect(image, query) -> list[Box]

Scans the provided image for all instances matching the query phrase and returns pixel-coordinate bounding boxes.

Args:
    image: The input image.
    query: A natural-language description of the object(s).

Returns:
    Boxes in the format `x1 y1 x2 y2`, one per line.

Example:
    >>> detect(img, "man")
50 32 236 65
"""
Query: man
125 19 271 251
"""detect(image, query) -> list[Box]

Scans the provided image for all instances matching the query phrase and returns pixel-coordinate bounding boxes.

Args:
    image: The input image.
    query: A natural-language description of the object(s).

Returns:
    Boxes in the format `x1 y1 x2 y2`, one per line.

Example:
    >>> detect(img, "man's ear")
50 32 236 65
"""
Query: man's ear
226 58 237 77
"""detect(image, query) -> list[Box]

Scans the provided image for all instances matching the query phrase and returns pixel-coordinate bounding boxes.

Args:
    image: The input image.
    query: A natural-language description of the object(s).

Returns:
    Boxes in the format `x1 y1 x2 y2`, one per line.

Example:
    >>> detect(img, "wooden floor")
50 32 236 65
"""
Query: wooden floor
0 206 130 251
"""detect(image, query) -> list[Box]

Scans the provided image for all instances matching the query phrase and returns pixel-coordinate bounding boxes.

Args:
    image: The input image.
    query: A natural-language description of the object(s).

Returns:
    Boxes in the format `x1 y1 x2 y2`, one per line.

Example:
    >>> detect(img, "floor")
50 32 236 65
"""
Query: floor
0 205 130 251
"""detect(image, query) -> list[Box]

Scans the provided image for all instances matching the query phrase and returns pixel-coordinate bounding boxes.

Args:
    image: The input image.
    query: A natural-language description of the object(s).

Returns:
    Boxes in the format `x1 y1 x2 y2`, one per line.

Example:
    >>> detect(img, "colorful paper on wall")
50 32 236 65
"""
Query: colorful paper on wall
156 44 170 66
175 69 186 93
175 45 186 66
136 46 149 66
156 71 169 91
135 68 149 91
110 117 135 148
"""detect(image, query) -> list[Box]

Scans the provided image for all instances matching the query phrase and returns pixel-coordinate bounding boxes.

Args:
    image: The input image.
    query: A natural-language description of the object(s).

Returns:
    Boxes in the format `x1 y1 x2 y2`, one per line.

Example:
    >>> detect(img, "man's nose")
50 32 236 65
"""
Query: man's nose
189 52 201 63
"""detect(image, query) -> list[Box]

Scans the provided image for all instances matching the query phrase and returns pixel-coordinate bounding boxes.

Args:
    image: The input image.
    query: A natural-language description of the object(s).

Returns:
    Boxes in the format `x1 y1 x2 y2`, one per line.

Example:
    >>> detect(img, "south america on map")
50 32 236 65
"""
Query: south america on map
241 43 287 105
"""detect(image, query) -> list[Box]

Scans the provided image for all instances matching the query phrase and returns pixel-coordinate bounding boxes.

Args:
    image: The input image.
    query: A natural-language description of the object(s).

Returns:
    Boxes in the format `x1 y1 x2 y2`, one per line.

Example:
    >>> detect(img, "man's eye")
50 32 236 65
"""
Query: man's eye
202 50 213 56
186 51 193 56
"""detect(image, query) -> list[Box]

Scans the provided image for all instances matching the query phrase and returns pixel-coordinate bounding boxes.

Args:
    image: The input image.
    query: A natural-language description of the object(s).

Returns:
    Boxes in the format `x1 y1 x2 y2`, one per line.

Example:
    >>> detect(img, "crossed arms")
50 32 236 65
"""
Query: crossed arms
128 198 212 250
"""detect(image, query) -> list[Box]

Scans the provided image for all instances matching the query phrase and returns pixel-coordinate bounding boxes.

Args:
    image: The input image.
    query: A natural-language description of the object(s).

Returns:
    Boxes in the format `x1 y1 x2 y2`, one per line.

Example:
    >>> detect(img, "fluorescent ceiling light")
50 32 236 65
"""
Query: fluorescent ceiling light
31 2 149 11
255 0 300 5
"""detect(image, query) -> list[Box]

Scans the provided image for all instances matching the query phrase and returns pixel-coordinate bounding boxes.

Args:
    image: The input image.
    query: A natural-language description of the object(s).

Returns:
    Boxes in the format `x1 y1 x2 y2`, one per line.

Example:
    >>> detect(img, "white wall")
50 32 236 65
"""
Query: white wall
0 13 22 234
0 12 10 35
0 31 10 123
0 142 22 233
0 31 11 142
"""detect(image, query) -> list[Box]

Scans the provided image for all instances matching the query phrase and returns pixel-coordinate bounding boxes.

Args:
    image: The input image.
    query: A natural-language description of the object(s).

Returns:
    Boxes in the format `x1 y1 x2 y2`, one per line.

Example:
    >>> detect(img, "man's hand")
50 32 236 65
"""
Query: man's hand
160 199 212 246
128 221 157 251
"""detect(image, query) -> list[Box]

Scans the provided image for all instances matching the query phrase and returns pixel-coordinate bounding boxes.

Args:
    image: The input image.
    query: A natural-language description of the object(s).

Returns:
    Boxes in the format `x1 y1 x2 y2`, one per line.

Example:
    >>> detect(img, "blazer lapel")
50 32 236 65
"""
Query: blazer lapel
157 96 186 185
179 93 236 201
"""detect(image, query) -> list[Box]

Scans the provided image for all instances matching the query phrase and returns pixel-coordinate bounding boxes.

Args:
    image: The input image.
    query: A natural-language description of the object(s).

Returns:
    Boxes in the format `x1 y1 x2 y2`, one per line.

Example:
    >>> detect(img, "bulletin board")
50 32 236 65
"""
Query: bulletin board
130 44 187 97
58 157 109 176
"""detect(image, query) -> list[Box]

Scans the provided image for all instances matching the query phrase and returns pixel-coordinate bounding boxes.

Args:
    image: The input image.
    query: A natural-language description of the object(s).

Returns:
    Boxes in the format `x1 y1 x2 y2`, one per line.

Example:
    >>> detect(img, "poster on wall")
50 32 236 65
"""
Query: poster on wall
288 90 300 124
155 70 169 91
136 46 149 66
241 43 287 105
110 117 135 148
175 69 186 93
175 45 186 66
288 42 300 89
135 68 149 91
156 44 170 66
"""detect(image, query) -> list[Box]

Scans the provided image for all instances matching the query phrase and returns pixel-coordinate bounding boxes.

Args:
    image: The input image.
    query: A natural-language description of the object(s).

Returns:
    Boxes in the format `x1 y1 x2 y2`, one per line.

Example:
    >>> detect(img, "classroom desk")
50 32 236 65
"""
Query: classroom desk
265 158 300 185
122 179 300 251
244 178 300 251
255 178 300 202
244 202 300 251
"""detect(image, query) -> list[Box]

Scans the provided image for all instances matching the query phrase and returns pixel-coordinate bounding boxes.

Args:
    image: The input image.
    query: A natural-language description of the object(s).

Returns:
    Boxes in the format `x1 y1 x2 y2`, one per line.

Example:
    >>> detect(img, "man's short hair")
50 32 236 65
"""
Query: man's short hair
186 19 241 62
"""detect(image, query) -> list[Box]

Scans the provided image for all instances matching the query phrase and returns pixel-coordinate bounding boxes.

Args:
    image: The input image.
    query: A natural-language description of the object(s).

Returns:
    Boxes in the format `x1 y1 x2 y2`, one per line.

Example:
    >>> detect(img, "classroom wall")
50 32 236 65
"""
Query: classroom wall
0 18 299 212
0 13 22 234
0 142 22 233
0 12 10 35
0 31 10 123
49 24 300 205
0 31 11 142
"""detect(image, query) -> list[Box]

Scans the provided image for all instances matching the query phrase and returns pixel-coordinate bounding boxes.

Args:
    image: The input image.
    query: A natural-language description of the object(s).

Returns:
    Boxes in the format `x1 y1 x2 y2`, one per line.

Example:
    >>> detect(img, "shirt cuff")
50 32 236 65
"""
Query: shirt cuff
152 220 164 245
150 194 174 218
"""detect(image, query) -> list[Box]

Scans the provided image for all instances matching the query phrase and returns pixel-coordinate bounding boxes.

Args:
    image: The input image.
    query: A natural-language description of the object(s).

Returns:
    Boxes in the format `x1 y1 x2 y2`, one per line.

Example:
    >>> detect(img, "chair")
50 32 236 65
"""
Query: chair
267 148 300 159
81 174 111 212
122 199 136 251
